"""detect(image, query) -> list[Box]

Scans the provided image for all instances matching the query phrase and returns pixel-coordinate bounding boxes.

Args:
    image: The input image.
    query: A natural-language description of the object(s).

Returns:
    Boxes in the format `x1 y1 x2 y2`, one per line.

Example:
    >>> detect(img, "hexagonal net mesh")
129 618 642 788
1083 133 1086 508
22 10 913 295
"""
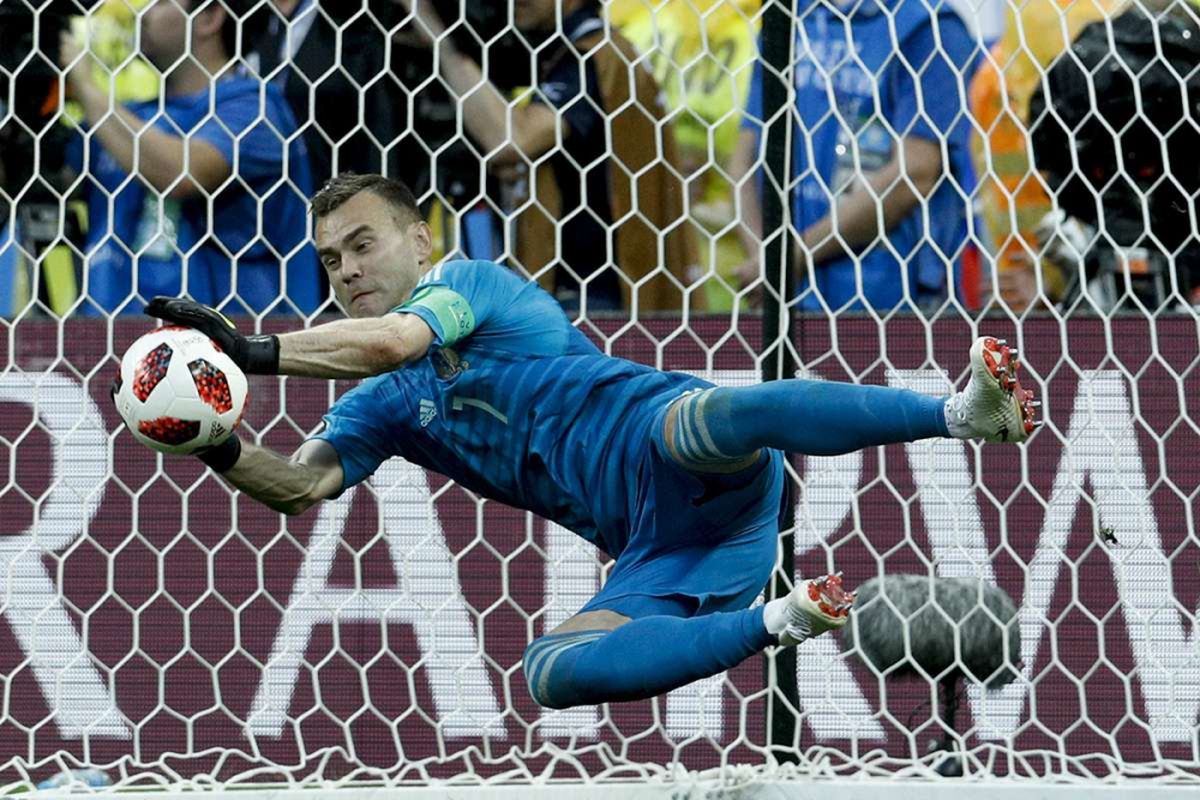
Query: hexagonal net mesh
0 0 1199 794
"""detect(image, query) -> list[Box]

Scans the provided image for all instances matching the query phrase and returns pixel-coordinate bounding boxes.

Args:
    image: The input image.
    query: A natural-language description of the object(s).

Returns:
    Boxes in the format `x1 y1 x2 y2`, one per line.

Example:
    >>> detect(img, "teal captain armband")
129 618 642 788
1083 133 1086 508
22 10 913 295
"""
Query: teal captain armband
394 286 476 346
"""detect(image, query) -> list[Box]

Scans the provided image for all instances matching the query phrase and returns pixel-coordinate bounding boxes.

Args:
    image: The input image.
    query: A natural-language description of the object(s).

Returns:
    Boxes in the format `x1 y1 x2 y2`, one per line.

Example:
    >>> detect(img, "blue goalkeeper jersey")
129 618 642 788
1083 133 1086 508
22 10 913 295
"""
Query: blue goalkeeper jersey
313 259 707 557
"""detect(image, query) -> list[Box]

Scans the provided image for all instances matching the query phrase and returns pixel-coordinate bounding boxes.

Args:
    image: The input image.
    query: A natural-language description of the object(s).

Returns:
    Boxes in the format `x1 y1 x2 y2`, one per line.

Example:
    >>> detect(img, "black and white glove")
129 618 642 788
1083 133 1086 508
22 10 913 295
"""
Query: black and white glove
144 296 280 375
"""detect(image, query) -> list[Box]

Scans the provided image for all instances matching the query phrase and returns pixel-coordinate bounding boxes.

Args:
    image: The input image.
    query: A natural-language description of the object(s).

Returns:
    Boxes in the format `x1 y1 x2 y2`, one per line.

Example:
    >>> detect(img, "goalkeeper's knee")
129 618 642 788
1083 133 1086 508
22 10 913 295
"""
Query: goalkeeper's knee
522 611 776 708
521 631 608 709
662 388 759 471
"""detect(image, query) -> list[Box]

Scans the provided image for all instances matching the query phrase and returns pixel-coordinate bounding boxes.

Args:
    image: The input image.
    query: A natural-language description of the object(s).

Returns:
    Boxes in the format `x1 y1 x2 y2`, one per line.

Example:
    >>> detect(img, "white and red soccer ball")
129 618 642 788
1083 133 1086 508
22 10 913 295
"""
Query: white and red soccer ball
114 326 249 455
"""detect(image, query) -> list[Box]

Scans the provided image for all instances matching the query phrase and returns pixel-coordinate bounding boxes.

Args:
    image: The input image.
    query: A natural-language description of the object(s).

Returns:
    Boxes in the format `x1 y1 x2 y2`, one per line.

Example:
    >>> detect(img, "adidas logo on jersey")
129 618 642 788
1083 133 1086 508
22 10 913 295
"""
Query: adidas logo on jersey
419 399 437 428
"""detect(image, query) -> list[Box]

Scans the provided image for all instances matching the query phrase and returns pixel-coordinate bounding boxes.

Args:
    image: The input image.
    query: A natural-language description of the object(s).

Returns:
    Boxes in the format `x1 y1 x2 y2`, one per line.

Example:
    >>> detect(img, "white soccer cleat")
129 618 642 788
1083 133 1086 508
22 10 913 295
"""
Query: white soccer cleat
945 336 1038 443
778 573 855 646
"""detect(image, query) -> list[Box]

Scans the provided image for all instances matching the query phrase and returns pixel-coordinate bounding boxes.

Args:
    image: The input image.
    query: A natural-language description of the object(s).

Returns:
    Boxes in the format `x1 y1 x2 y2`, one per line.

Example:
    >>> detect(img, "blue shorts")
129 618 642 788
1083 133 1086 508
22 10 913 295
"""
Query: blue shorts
579 404 785 620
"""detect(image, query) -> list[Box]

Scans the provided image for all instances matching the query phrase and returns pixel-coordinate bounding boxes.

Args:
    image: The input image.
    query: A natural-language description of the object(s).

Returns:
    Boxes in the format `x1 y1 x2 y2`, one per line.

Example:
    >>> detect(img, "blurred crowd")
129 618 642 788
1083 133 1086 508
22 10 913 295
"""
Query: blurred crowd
1 0 1197 319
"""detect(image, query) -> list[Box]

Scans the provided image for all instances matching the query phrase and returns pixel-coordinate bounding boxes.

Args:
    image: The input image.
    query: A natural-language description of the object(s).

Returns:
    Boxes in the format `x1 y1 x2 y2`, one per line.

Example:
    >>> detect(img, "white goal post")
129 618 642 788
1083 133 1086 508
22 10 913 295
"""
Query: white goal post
1 0 1199 795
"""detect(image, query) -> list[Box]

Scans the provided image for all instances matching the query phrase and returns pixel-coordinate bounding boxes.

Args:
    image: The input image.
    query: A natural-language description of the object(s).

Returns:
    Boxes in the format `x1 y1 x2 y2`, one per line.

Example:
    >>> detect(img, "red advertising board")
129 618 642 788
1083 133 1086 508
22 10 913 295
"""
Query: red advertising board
1 314 1198 784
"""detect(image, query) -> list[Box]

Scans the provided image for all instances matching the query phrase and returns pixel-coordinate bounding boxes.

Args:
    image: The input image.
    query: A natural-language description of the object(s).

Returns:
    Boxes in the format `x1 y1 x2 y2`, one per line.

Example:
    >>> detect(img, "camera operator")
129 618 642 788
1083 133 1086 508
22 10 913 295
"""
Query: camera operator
1029 0 1200 311
0 1 102 315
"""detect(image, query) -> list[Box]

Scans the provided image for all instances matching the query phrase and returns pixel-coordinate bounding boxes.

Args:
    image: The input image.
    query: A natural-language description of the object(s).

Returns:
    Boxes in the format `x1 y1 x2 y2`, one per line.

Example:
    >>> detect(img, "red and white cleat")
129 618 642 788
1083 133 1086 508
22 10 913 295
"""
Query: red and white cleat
945 336 1038 443
779 573 856 646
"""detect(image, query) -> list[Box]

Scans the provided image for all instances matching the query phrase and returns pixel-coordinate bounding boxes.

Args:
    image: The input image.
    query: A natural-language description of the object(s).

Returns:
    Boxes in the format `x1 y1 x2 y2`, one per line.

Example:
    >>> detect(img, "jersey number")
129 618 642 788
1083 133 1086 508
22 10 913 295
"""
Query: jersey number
451 396 509 425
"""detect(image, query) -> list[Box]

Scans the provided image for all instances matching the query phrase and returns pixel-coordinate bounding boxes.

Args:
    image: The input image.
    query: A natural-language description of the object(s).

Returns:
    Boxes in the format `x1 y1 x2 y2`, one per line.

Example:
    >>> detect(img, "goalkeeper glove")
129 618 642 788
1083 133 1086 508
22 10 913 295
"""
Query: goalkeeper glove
195 435 243 473
144 296 280 375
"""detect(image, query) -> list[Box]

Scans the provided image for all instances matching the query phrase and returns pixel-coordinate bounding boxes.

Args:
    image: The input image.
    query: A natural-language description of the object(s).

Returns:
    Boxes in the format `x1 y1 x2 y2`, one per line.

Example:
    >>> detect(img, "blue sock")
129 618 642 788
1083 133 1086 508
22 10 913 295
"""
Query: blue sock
670 380 949 464
523 606 775 708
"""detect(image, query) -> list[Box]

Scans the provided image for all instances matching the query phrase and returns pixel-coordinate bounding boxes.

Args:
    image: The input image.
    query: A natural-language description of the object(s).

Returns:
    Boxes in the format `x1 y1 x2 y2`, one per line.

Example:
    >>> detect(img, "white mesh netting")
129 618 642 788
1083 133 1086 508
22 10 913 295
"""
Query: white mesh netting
1 0 1199 794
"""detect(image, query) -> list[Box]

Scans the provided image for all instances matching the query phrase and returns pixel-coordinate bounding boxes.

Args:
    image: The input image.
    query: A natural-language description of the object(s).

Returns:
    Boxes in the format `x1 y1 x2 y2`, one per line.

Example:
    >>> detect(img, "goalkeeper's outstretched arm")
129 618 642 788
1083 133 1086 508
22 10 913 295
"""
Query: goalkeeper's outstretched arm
143 297 436 379
139 297 428 511
213 437 344 516
274 314 434 378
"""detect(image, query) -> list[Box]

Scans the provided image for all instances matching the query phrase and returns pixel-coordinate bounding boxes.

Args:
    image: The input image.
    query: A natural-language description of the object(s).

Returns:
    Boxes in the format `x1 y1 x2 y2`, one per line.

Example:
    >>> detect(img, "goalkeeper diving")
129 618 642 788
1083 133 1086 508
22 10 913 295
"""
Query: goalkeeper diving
141 173 1038 709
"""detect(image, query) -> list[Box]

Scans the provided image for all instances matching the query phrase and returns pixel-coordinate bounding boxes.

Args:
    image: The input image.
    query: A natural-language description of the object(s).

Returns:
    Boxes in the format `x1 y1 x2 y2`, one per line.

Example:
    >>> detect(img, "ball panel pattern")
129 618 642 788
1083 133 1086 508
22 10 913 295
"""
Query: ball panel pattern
138 417 201 446
133 343 173 401
188 358 233 413
232 390 248 430
118 326 248 455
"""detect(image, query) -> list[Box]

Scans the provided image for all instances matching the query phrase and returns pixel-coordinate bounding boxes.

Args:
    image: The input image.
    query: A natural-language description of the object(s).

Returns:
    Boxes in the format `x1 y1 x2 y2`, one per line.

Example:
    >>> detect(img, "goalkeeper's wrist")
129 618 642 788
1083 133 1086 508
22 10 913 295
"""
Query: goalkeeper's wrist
197 435 242 473
242 334 280 375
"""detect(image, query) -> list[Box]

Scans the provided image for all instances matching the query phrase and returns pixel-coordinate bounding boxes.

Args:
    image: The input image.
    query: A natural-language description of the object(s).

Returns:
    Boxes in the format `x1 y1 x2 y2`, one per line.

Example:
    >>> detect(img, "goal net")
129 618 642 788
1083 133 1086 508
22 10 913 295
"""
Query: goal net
1 0 1199 794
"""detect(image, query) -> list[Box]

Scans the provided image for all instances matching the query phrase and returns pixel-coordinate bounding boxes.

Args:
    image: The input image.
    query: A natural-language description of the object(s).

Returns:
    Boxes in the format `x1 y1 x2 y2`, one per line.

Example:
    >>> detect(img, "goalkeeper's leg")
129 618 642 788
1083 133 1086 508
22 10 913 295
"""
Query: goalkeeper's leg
524 603 772 709
663 336 1037 468
525 450 855 710
523 575 851 709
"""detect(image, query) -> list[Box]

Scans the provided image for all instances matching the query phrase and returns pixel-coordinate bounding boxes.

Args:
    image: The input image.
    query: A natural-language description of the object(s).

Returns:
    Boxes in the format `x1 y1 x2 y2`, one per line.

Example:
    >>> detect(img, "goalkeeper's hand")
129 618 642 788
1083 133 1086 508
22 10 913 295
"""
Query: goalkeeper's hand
144 296 280 375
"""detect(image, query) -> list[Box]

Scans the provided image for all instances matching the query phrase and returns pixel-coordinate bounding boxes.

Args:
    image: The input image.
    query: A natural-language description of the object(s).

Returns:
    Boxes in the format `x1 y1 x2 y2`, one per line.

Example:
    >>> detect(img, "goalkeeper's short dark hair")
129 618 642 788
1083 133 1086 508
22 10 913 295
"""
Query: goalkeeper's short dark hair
310 173 422 226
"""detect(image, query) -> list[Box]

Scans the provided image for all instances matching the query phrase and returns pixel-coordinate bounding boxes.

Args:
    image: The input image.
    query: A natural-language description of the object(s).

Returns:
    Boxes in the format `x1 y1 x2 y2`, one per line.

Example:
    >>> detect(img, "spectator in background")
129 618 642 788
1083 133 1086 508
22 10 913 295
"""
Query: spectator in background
242 0 403 305
613 0 759 313
244 1 402 187
734 0 981 312
396 0 698 313
969 0 1122 311
61 0 321 316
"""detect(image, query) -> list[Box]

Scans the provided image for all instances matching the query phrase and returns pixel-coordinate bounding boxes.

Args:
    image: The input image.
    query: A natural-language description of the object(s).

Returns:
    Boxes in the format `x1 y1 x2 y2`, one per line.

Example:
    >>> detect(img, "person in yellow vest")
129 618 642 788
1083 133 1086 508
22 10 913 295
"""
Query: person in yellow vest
968 0 1122 311
610 0 760 312
70 0 159 108
394 0 698 314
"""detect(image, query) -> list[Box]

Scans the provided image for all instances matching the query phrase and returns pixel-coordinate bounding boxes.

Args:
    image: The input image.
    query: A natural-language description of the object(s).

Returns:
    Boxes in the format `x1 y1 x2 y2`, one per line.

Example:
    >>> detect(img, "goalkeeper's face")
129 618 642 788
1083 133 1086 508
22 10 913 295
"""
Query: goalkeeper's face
314 190 433 319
